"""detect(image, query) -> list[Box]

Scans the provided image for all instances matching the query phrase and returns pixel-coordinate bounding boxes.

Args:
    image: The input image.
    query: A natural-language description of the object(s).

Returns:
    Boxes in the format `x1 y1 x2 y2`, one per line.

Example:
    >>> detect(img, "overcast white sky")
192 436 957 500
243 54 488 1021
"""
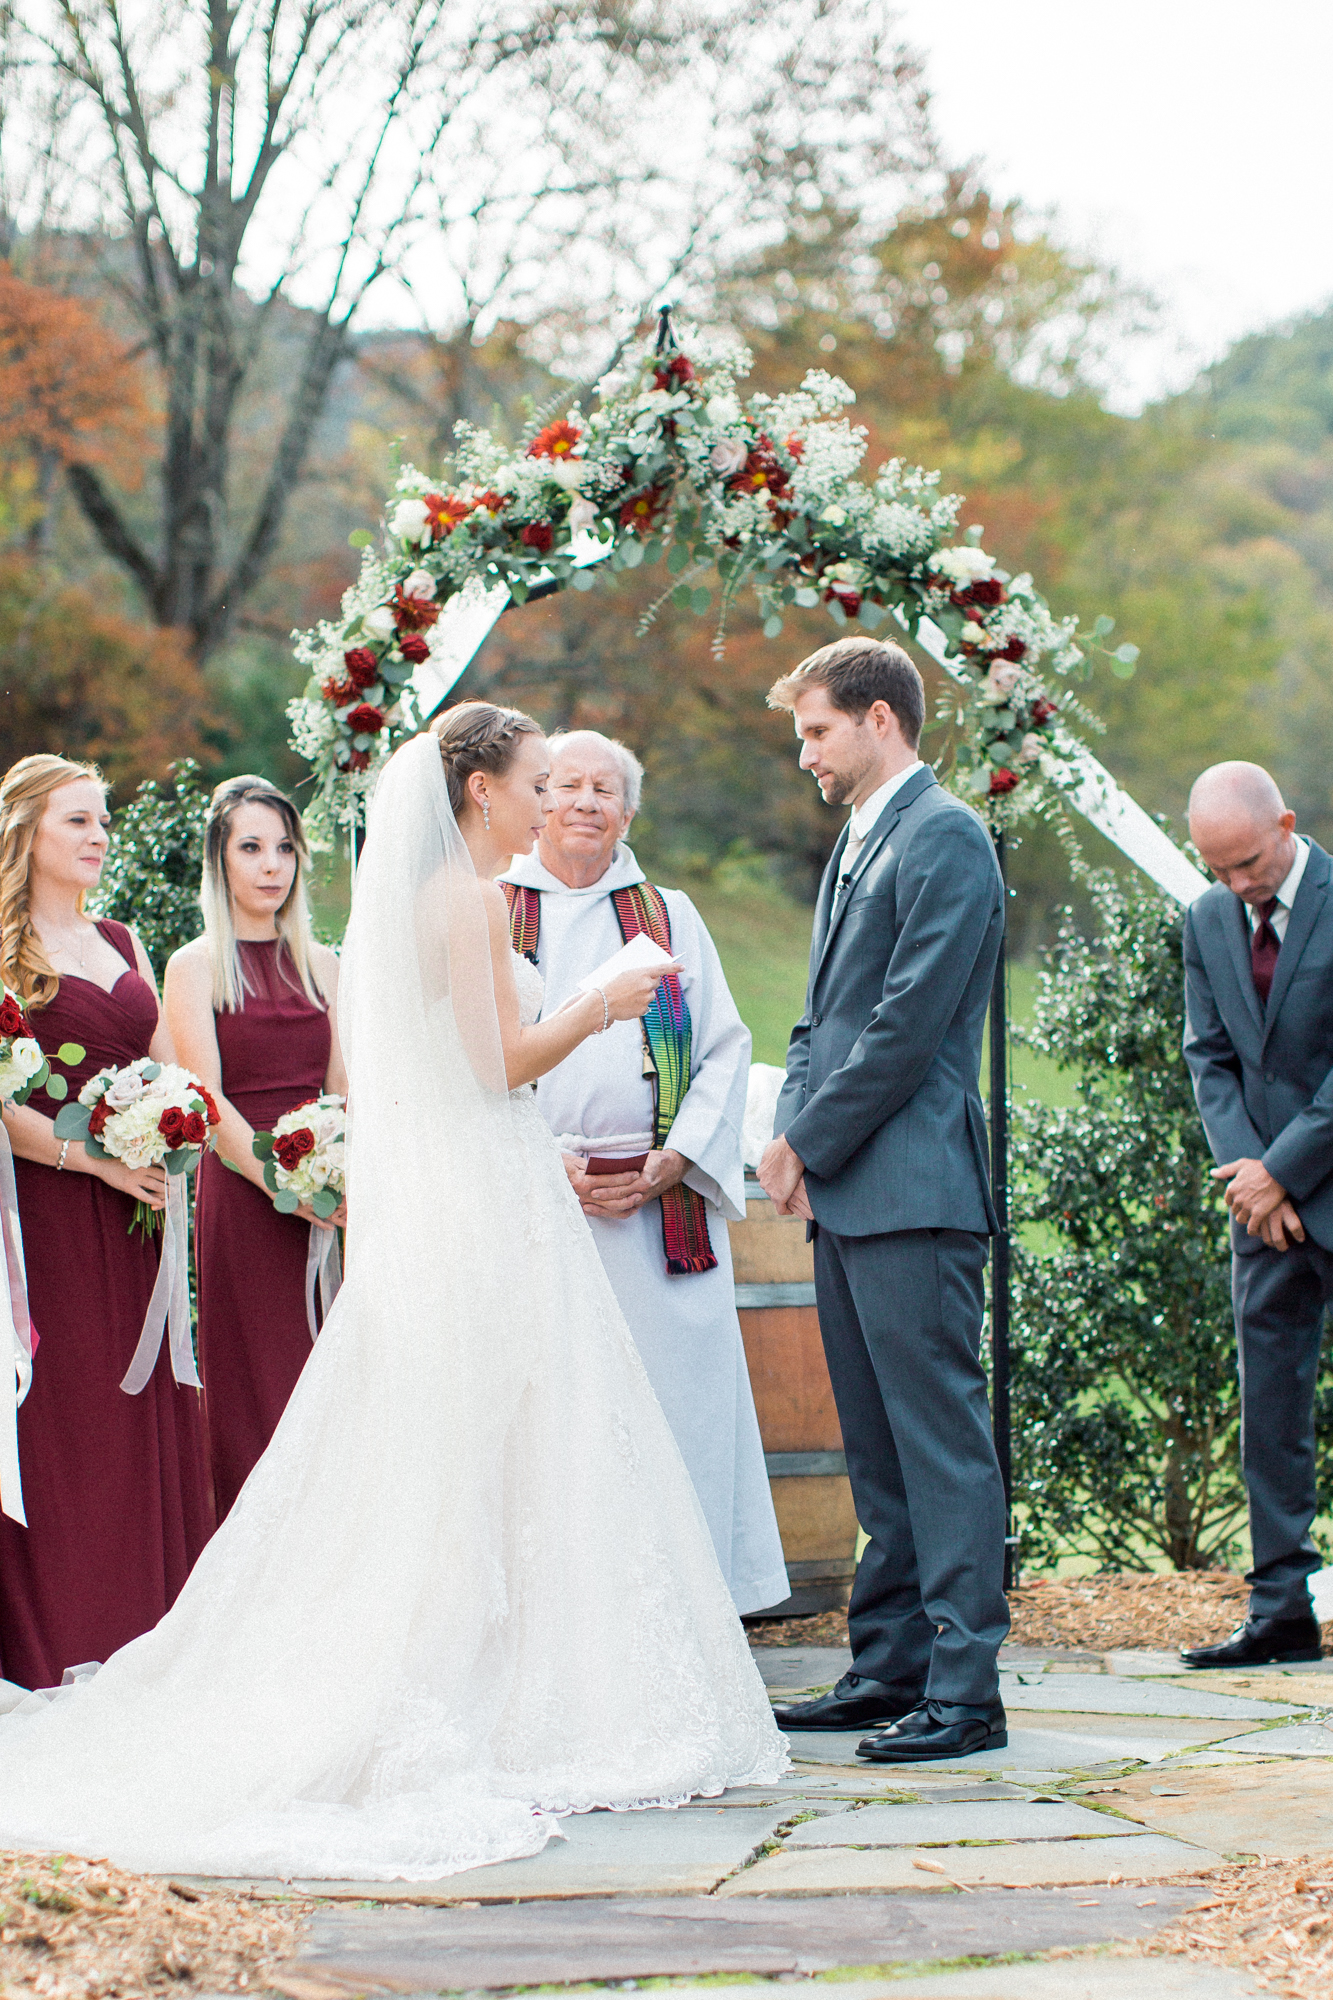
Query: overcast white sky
894 0 1333 409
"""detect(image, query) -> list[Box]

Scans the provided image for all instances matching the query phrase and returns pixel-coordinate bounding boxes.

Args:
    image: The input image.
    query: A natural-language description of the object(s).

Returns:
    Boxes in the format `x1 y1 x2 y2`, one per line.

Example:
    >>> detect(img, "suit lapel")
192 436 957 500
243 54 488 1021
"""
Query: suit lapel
809 825 849 973
1263 842 1331 1040
1222 892 1264 1040
813 767 937 986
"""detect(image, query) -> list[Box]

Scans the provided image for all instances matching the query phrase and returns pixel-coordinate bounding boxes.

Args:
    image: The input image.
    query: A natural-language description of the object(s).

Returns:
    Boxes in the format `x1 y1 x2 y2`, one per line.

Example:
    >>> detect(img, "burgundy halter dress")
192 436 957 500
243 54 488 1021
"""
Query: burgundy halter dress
193 939 332 1521
0 919 213 1690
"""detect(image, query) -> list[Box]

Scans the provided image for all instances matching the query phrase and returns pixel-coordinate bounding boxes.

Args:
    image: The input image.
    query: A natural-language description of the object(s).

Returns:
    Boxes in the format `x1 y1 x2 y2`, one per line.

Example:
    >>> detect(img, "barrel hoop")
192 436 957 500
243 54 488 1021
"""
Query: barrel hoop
743 1174 766 1200
735 1282 817 1308
765 1451 848 1477
783 1558 857 1581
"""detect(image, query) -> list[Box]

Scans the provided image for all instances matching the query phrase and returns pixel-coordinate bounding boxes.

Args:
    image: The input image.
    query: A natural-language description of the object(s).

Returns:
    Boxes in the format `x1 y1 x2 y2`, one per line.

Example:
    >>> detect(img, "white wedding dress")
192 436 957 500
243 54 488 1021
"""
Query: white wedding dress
0 736 786 1879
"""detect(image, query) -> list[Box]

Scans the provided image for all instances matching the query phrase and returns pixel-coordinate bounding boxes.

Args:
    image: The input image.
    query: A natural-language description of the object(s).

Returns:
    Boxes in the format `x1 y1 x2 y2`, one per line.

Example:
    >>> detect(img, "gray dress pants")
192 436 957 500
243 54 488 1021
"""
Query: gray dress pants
1232 1237 1333 1618
813 1225 1010 1705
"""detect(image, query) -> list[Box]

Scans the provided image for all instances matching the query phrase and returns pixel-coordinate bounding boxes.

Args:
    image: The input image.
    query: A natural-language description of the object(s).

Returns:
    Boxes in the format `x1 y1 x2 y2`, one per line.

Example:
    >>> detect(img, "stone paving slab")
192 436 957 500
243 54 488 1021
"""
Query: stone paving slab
786 1800 1143 1846
1093 1757 1333 1858
720 1834 1221 1894
285 1886 1202 1988
787 1723 1218 1770
998 1674 1296 1721
1105 1651 1199 1676
845 1960 1265 1998
751 1646 851 1691
1213 1722 1333 1756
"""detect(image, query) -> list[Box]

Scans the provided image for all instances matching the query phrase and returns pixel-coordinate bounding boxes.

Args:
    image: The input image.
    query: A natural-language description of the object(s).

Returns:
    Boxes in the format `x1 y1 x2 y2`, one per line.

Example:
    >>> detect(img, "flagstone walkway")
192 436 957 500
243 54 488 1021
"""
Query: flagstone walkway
237 1643 1333 1996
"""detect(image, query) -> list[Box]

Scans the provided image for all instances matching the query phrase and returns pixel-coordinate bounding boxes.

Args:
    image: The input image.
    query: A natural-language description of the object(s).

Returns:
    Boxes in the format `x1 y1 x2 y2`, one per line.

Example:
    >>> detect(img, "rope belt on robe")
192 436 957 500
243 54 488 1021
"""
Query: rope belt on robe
502 880 717 1275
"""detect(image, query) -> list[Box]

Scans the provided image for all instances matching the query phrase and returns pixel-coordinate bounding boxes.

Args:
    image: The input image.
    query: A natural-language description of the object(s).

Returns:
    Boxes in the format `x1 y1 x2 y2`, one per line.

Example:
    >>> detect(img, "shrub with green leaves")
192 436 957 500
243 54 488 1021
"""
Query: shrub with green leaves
1010 869 1247 1571
91 761 210 978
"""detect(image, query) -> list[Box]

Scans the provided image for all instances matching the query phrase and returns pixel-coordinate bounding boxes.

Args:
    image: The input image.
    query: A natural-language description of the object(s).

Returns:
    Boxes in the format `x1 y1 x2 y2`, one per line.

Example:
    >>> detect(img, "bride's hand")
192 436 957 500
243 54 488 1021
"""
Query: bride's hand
599 960 683 1024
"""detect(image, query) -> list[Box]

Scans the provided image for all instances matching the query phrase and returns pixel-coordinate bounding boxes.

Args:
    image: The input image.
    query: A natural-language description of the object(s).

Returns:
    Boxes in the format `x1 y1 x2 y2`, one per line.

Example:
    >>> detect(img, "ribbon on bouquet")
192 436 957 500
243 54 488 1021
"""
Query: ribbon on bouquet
120 1174 201 1396
0 1121 34 1526
304 1221 342 1342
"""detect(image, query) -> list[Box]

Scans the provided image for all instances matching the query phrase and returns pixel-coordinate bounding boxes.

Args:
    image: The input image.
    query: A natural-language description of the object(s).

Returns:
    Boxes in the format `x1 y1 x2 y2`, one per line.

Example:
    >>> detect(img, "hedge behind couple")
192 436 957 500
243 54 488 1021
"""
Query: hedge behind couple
0 633 1012 1881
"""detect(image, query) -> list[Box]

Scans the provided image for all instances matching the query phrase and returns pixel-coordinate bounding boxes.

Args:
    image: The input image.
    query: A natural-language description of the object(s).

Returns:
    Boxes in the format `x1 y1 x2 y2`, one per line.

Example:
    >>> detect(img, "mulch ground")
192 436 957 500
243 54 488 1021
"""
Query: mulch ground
749 1566 1333 1654
0 1852 311 1999
1140 1858 1333 1998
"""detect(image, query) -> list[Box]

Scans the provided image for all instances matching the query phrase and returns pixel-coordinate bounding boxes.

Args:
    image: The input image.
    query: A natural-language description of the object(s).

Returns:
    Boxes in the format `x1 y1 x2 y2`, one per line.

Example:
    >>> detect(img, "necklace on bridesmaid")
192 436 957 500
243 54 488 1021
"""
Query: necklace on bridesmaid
48 921 90 973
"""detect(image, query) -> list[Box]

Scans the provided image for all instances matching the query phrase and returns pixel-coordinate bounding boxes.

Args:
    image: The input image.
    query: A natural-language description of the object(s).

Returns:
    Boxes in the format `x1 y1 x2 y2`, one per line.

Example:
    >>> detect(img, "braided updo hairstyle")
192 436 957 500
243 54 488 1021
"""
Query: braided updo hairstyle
429 701 544 818
0 753 106 1010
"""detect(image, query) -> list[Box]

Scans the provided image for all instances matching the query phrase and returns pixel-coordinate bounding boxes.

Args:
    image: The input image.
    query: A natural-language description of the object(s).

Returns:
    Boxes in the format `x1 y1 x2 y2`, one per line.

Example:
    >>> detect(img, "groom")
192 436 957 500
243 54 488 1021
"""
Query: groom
759 636 1010 1763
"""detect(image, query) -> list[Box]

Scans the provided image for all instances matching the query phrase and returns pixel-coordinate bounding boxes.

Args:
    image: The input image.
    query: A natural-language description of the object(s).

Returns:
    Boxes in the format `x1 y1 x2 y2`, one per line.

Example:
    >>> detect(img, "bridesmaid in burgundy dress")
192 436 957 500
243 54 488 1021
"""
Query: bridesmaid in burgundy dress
165 776 344 1523
0 754 213 1689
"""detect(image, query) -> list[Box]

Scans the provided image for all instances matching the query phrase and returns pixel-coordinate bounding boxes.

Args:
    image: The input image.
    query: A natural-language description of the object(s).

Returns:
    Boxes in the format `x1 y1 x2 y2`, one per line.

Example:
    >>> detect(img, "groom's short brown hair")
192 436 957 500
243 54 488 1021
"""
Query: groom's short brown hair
767 637 925 748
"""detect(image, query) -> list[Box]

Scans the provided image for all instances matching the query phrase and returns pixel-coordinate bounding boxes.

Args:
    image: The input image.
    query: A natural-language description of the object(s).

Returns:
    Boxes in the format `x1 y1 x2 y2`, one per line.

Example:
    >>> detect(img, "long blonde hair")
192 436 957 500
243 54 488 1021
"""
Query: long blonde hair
0 753 106 1010
201 776 324 1013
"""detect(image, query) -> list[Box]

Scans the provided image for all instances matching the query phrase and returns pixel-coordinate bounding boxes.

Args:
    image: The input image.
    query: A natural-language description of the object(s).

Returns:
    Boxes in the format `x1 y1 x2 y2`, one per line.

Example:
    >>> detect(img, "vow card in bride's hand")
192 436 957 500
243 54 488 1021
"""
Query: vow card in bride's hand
555 934 679 1011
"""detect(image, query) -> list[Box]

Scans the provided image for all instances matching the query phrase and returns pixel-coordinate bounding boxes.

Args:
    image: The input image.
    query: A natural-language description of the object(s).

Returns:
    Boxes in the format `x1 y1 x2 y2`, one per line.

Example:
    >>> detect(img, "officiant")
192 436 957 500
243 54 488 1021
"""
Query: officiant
500 730 788 1615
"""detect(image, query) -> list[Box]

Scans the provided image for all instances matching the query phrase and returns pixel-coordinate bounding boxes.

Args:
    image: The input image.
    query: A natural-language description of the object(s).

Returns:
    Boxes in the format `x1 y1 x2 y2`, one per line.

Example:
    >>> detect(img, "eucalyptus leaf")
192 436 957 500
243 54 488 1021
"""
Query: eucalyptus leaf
56 1043 84 1064
858 602 886 630
689 586 711 614
667 543 690 575
793 587 820 608
45 1075 68 1101
571 568 596 591
672 583 693 610
1114 643 1140 665
83 1136 110 1159
142 1062 161 1081
252 1132 275 1160
1093 613 1115 638
620 539 643 569
348 529 374 548
762 615 785 639
273 1189 300 1214
53 1102 90 1138
311 1188 339 1219
642 538 663 566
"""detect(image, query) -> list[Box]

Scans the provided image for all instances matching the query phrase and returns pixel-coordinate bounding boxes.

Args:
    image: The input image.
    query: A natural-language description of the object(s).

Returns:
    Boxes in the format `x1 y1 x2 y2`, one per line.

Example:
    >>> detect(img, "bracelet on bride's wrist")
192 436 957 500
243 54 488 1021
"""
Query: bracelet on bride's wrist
56 1139 70 1172
593 985 610 1033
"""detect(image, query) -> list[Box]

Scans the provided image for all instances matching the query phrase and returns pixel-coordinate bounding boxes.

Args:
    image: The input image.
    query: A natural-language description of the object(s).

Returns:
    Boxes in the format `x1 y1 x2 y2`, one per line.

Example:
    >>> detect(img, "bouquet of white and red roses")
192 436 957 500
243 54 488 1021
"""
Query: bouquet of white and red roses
55 1058 220 1235
0 984 82 1107
253 1093 346 1220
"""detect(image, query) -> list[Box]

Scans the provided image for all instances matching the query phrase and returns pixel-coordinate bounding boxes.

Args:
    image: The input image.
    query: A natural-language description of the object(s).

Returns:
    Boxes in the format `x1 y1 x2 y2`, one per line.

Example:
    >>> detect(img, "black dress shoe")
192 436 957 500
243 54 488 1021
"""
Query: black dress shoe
772 1672 922 1732
857 1698 1007 1763
1180 1613 1323 1669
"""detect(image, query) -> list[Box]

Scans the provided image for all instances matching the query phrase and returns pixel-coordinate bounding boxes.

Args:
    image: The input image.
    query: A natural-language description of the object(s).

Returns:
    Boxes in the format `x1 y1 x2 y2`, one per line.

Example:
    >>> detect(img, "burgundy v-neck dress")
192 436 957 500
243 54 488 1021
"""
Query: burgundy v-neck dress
0 920 214 1690
193 940 332 1523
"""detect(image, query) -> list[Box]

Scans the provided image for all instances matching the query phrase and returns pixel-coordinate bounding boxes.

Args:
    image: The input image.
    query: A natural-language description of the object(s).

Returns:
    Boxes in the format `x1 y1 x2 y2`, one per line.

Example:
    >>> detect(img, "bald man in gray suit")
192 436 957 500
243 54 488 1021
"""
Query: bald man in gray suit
1181 761 1333 1668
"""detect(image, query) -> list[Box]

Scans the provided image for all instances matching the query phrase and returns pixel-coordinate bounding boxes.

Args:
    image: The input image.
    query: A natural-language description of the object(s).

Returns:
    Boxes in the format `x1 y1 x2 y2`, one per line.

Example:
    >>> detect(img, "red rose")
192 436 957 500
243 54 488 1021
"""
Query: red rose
392 584 440 633
274 1128 316 1172
346 703 385 736
527 420 583 460
343 647 380 688
398 633 431 664
988 767 1020 795
180 1111 207 1146
341 748 372 774
196 1086 220 1125
0 995 27 1038
997 636 1026 663
953 577 1007 610
158 1105 187 1146
520 522 554 554
651 354 695 391
1031 697 1057 725
824 582 862 618
88 1100 109 1137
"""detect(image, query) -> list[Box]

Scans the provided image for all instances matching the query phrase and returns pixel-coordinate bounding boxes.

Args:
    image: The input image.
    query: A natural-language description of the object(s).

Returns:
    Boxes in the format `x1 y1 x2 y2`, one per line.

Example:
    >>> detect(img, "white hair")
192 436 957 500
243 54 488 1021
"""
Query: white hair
546 729 644 816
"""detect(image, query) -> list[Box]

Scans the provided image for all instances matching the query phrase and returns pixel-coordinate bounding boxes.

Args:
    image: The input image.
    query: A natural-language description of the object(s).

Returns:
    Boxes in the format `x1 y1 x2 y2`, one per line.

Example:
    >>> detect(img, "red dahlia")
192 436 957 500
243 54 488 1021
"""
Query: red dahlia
824 582 862 618
473 489 510 514
652 354 696 392
322 676 355 705
618 487 666 533
392 585 440 632
988 767 1020 795
398 633 431 664
425 493 474 535
0 995 28 1038
1031 697 1057 725
346 703 385 735
528 420 583 461
729 434 791 500
520 522 554 554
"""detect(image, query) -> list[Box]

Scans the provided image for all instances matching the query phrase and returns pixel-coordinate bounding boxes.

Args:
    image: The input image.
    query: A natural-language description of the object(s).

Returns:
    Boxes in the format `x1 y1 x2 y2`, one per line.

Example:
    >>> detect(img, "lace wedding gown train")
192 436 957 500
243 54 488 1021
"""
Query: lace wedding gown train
0 738 786 1879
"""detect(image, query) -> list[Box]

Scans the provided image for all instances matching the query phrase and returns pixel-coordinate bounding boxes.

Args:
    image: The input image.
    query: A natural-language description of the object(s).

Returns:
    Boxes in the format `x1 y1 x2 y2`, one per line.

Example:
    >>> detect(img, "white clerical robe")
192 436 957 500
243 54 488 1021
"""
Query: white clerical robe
501 844 789 1615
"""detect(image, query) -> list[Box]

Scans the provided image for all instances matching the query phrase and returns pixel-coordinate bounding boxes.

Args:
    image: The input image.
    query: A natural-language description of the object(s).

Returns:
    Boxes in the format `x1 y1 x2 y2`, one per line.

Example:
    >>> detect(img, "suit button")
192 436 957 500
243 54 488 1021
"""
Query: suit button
1264 1071 1277 1084
812 1011 823 1026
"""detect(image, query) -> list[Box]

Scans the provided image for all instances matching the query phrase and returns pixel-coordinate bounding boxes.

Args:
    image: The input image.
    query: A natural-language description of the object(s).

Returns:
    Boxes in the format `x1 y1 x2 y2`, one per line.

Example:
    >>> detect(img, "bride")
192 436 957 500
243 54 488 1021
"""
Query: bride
0 704 787 1880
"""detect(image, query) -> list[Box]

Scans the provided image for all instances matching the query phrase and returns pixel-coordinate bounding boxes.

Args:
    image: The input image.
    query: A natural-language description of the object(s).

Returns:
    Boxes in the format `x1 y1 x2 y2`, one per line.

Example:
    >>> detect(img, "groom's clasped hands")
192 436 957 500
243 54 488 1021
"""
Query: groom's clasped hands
757 1131 812 1221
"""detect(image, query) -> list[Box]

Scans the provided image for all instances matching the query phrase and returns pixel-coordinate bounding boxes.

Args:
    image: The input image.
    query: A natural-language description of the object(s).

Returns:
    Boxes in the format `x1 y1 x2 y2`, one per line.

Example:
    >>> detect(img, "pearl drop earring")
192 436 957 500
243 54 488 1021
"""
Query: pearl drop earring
482 796 491 831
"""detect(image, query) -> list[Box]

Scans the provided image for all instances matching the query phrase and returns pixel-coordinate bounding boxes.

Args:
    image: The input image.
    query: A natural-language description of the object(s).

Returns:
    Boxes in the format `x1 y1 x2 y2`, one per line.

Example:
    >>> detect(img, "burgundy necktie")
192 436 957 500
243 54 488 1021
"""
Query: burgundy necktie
1252 896 1281 1006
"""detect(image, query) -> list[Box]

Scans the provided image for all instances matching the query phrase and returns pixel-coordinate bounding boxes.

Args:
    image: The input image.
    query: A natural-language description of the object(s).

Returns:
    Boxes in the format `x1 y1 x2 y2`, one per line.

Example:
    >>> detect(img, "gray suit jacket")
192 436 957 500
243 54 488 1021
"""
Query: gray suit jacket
775 767 1004 1238
1183 840 1333 1257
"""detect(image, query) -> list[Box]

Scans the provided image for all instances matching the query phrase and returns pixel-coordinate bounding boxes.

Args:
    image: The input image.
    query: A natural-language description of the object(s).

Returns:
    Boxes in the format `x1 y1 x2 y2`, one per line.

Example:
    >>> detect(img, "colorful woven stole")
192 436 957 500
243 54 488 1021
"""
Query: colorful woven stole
500 879 717 1276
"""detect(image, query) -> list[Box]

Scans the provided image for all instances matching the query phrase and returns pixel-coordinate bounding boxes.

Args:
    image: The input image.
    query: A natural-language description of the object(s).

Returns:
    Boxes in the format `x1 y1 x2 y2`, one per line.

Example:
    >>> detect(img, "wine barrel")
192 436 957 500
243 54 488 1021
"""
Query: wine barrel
730 1176 857 1617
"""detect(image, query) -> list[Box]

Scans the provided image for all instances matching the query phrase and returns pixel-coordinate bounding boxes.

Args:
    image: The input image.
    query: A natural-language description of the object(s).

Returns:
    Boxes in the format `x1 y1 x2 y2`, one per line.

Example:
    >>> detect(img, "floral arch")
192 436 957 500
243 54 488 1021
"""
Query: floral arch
289 316 1142 846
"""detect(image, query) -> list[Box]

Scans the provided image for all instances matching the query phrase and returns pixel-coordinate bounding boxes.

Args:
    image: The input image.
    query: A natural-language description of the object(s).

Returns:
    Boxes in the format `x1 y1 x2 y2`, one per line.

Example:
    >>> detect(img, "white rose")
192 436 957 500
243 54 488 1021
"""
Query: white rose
933 545 996 586
548 458 587 492
1020 733 1044 764
105 1068 147 1109
364 606 396 638
9 1039 43 1079
568 497 598 536
986 662 1021 698
706 394 741 427
401 568 436 603
710 438 748 477
391 498 431 543
79 1067 117 1107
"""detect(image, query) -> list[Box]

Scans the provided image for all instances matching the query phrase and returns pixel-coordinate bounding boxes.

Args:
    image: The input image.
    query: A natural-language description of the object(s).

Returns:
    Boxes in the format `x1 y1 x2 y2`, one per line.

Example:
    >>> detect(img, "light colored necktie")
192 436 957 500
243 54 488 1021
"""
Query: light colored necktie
836 822 864 895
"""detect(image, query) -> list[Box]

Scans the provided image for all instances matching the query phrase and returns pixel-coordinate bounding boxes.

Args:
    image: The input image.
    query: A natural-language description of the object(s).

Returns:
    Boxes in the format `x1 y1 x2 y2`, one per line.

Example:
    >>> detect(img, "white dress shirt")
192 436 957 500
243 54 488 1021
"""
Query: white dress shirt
835 761 925 892
1246 836 1309 943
